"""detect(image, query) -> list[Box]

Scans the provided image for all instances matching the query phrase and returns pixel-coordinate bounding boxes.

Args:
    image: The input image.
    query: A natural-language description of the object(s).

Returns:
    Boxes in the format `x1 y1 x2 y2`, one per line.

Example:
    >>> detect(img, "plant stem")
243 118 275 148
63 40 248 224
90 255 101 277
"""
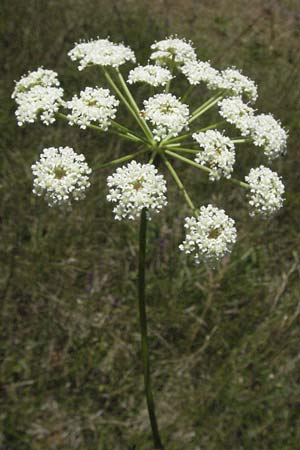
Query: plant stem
56 112 143 144
189 92 224 124
165 149 250 189
115 69 154 142
94 148 148 170
138 208 164 450
161 153 197 214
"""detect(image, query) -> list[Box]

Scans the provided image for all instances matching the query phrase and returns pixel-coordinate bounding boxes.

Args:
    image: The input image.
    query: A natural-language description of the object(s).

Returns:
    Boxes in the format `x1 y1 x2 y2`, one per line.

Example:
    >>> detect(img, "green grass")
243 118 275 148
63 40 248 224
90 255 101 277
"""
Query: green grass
1 1 300 449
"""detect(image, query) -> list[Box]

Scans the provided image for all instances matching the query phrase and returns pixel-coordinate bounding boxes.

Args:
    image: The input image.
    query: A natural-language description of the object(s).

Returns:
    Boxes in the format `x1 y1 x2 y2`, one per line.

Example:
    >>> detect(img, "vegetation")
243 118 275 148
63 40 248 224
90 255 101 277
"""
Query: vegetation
1 1 300 448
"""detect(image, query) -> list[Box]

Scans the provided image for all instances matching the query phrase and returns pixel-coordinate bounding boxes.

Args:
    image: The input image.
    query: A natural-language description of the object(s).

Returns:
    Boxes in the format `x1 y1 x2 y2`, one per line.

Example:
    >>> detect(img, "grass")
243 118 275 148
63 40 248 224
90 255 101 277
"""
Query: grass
1 0 300 449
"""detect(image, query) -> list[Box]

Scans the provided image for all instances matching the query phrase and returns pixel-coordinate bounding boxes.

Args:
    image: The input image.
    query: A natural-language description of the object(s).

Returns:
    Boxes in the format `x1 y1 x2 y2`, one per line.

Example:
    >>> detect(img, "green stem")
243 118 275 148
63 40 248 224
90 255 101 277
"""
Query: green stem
189 92 224 124
165 55 175 94
138 208 164 450
165 149 250 189
166 146 199 154
103 69 151 140
56 112 142 144
94 149 148 170
181 85 193 103
161 153 197 214
115 69 154 142
197 121 226 132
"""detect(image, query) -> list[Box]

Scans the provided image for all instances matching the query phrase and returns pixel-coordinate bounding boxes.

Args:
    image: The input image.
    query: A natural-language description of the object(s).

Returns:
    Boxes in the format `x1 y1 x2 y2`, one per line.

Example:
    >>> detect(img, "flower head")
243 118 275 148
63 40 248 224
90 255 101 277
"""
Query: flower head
150 36 196 65
127 65 172 87
68 38 136 70
106 161 167 220
66 87 119 130
248 114 288 160
12 67 60 99
14 85 64 126
218 96 255 135
179 205 237 265
193 130 236 181
181 60 220 88
217 68 258 102
143 93 189 141
245 166 285 217
32 147 91 207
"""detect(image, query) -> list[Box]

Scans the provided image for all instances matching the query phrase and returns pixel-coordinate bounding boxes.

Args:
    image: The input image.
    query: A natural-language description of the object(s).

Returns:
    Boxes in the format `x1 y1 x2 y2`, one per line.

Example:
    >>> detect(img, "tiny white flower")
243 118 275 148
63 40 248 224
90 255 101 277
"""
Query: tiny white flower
106 160 167 220
180 60 220 88
150 36 196 65
66 87 119 130
248 114 288 160
214 68 258 103
143 93 189 141
127 65 173 87
14 85 64 126
245 166 285 217
32 146 91 207
193 130 236 181
218 96 255 136
179 205 237 265
12 67 60 99
68 38 136 70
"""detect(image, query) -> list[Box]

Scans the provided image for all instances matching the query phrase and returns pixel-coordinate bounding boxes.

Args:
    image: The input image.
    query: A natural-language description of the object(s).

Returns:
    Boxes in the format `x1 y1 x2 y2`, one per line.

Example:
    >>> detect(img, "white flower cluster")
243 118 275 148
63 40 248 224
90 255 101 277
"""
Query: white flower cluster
179 205 237 265
127 65 172 87
66 87 119 130
32 147 91 207
143 93 189 141
247 114 288 160
12 67 60 98
193 130 235 181
12 68 64 126
245 166 285 217
181 60 220 88
218 96 255 136
217 68 258 102
150 36 196 65
106 161 167 220
68 38 136 70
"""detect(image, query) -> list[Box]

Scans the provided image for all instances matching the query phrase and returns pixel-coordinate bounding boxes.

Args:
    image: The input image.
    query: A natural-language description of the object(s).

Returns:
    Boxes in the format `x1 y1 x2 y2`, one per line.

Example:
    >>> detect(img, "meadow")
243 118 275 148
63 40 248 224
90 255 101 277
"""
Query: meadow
1 0 300 448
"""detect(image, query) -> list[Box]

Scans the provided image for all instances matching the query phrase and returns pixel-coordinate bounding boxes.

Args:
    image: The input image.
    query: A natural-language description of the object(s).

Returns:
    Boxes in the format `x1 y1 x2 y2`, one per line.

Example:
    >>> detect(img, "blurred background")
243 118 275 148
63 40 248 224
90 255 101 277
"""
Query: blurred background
1 0 300 449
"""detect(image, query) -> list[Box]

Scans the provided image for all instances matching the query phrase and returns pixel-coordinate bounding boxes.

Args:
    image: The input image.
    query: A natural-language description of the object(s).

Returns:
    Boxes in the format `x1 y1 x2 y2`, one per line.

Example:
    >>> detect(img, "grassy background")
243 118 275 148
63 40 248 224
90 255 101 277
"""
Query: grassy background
1 0 300 449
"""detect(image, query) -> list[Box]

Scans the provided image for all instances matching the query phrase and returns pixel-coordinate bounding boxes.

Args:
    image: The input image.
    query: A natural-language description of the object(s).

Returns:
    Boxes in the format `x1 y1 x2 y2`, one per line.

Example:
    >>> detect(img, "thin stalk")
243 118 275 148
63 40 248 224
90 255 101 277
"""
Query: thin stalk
138 208 164 450
160 132 192 146
111 120 148 144
166 146 199 155
181 85 193 103
115 69 154 142
94 148 148 170
165 55 175 94
165 149 250 189
161 153 197 214
197 121 226 132
103 69 151 140
189 92 224 124
56 112 142 144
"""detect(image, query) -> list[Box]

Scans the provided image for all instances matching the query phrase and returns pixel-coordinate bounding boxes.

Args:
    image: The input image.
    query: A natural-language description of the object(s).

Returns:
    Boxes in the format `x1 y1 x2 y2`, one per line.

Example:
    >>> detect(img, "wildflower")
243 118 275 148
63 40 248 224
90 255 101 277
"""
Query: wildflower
193 130 236 181
68 38 136 70
66 87 119 130
181 60 220 88
216 68 258 102
143 93 189 141
32 147 91 207
245 166 285 217
127 65 173 87
248 114 288 160
150 36 196 65
106 161 167 220
14 85 64 126
12 67 60 99
179 205 237 265
218 96 255 136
